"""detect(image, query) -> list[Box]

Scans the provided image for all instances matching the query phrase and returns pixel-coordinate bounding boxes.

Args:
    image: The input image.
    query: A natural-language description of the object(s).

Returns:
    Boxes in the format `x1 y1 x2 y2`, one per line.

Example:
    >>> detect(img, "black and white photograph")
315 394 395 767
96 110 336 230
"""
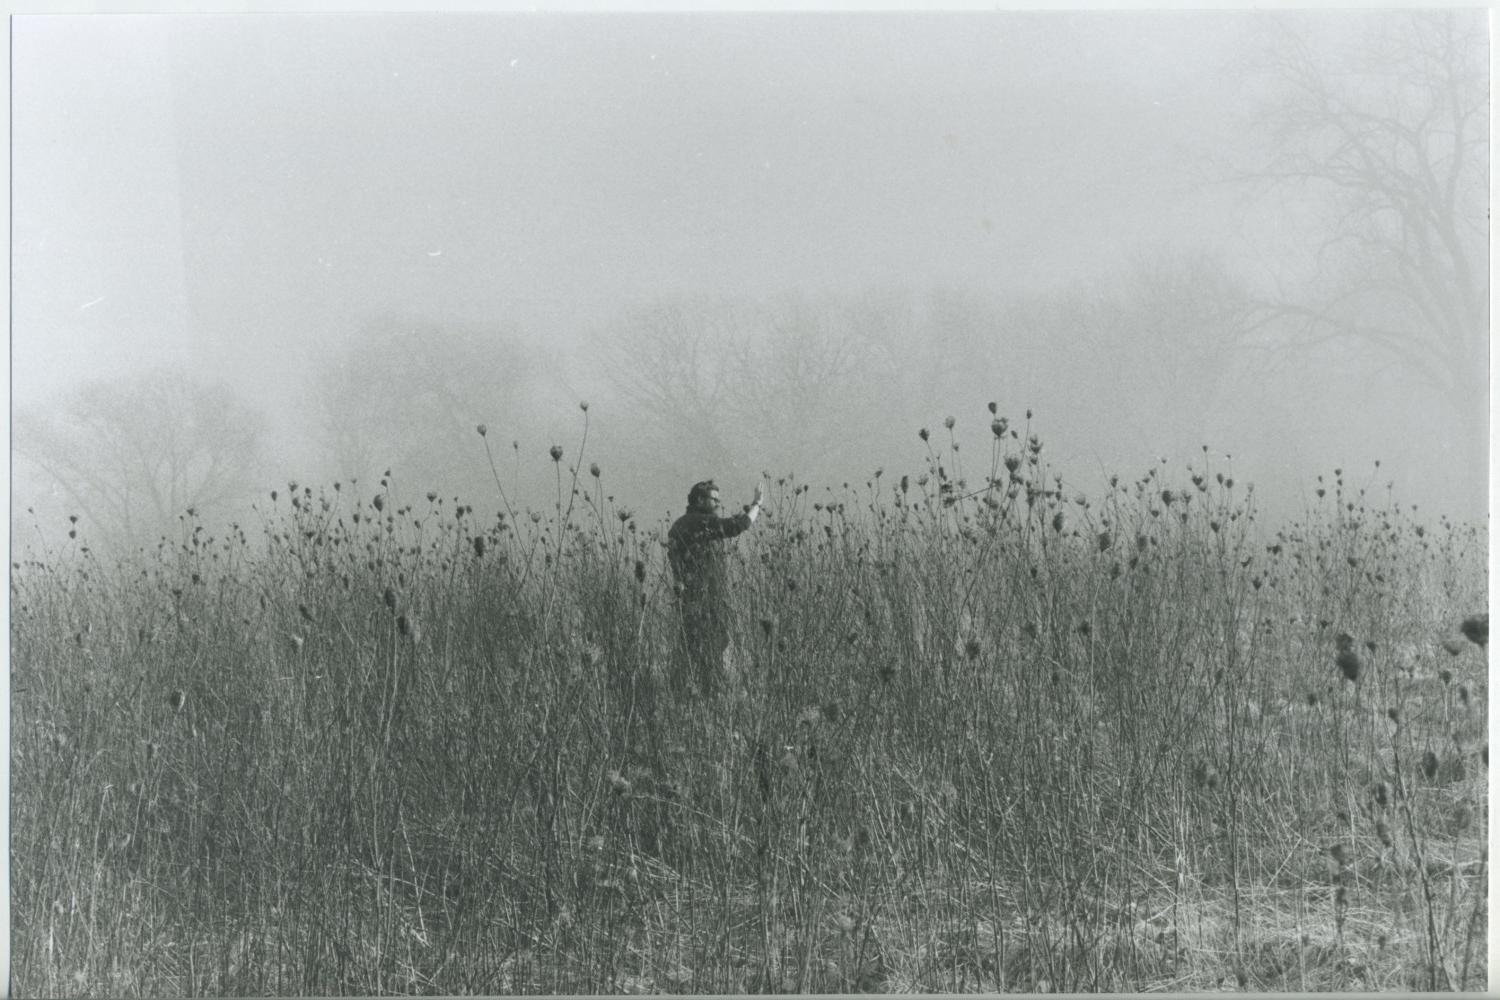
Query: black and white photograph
8 5 1491 995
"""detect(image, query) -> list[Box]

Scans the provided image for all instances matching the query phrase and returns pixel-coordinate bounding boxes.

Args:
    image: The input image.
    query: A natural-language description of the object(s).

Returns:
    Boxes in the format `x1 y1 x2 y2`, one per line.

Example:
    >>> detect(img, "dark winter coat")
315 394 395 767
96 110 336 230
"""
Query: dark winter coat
666 509 753 613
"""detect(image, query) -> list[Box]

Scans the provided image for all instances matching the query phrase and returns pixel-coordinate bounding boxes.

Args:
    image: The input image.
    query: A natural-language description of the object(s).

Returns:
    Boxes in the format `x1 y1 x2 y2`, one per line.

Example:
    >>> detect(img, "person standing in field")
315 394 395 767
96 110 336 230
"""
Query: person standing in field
667 478 764 696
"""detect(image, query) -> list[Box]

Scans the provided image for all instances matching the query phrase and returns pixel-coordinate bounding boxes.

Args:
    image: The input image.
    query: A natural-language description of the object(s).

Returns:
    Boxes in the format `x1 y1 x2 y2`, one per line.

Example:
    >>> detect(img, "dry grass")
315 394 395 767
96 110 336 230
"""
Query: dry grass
11 410 1487 995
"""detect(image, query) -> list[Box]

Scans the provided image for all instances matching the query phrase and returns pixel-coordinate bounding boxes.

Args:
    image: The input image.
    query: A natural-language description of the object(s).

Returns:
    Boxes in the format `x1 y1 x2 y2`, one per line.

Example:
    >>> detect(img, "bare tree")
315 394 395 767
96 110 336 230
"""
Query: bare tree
602 297 738 475
1238 12 1487 439
314 314 535 500
14 369 265 552
1098 248 1254 407
991 248 1256 465
726 293 885 471
601 293 895 493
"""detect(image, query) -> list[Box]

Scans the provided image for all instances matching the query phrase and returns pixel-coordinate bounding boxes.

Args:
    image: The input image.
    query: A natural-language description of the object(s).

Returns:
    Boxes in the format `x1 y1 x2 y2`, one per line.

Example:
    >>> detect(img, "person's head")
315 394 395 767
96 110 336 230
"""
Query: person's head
687 479 721 513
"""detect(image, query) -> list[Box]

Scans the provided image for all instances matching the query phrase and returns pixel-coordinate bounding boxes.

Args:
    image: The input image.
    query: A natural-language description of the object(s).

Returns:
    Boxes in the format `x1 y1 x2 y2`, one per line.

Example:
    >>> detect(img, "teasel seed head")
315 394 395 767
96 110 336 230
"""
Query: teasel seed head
1459 614 1487 647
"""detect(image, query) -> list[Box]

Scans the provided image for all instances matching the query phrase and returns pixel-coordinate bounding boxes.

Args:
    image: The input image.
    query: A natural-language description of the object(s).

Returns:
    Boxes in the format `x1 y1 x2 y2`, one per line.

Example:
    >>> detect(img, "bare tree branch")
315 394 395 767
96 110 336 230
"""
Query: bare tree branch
14 369 266 553
1237 11 1487 420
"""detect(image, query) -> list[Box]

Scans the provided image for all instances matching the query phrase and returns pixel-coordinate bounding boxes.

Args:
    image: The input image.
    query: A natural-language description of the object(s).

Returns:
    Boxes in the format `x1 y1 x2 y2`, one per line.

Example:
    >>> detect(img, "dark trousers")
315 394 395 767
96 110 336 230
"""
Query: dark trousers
676 598 729 696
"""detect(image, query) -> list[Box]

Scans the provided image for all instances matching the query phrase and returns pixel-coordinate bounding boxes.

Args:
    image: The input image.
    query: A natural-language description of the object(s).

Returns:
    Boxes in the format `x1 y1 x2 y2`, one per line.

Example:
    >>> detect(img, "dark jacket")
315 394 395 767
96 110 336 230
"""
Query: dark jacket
667 510 752 610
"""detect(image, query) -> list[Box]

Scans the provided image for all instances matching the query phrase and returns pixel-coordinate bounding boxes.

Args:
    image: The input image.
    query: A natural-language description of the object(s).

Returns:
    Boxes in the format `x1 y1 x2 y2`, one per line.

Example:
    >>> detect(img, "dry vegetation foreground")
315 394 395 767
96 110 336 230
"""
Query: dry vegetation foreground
11 416 1488 995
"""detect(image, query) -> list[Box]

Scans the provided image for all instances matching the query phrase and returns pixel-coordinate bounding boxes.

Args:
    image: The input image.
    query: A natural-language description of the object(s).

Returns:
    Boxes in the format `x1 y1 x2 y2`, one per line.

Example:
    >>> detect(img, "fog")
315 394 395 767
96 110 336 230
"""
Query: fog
11 10 1489 558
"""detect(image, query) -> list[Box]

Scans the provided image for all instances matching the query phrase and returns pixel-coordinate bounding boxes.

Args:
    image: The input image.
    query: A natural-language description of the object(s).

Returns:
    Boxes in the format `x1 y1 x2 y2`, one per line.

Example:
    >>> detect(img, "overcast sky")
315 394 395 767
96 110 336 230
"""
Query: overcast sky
9 9 1490 528
13 12 1246 397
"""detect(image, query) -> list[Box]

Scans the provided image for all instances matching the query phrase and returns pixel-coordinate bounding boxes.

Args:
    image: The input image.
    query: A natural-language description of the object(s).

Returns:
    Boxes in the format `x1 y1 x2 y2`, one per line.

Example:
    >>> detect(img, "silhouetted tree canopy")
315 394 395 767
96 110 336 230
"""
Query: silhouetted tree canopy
600 293 898 497
313 314 537 502
14 369 265 553
1239 12 1487 429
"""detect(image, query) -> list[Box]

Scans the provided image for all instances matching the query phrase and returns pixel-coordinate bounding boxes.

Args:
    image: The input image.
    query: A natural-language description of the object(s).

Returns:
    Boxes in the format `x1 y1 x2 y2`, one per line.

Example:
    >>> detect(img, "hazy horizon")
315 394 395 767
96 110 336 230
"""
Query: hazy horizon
11 10 1490 555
